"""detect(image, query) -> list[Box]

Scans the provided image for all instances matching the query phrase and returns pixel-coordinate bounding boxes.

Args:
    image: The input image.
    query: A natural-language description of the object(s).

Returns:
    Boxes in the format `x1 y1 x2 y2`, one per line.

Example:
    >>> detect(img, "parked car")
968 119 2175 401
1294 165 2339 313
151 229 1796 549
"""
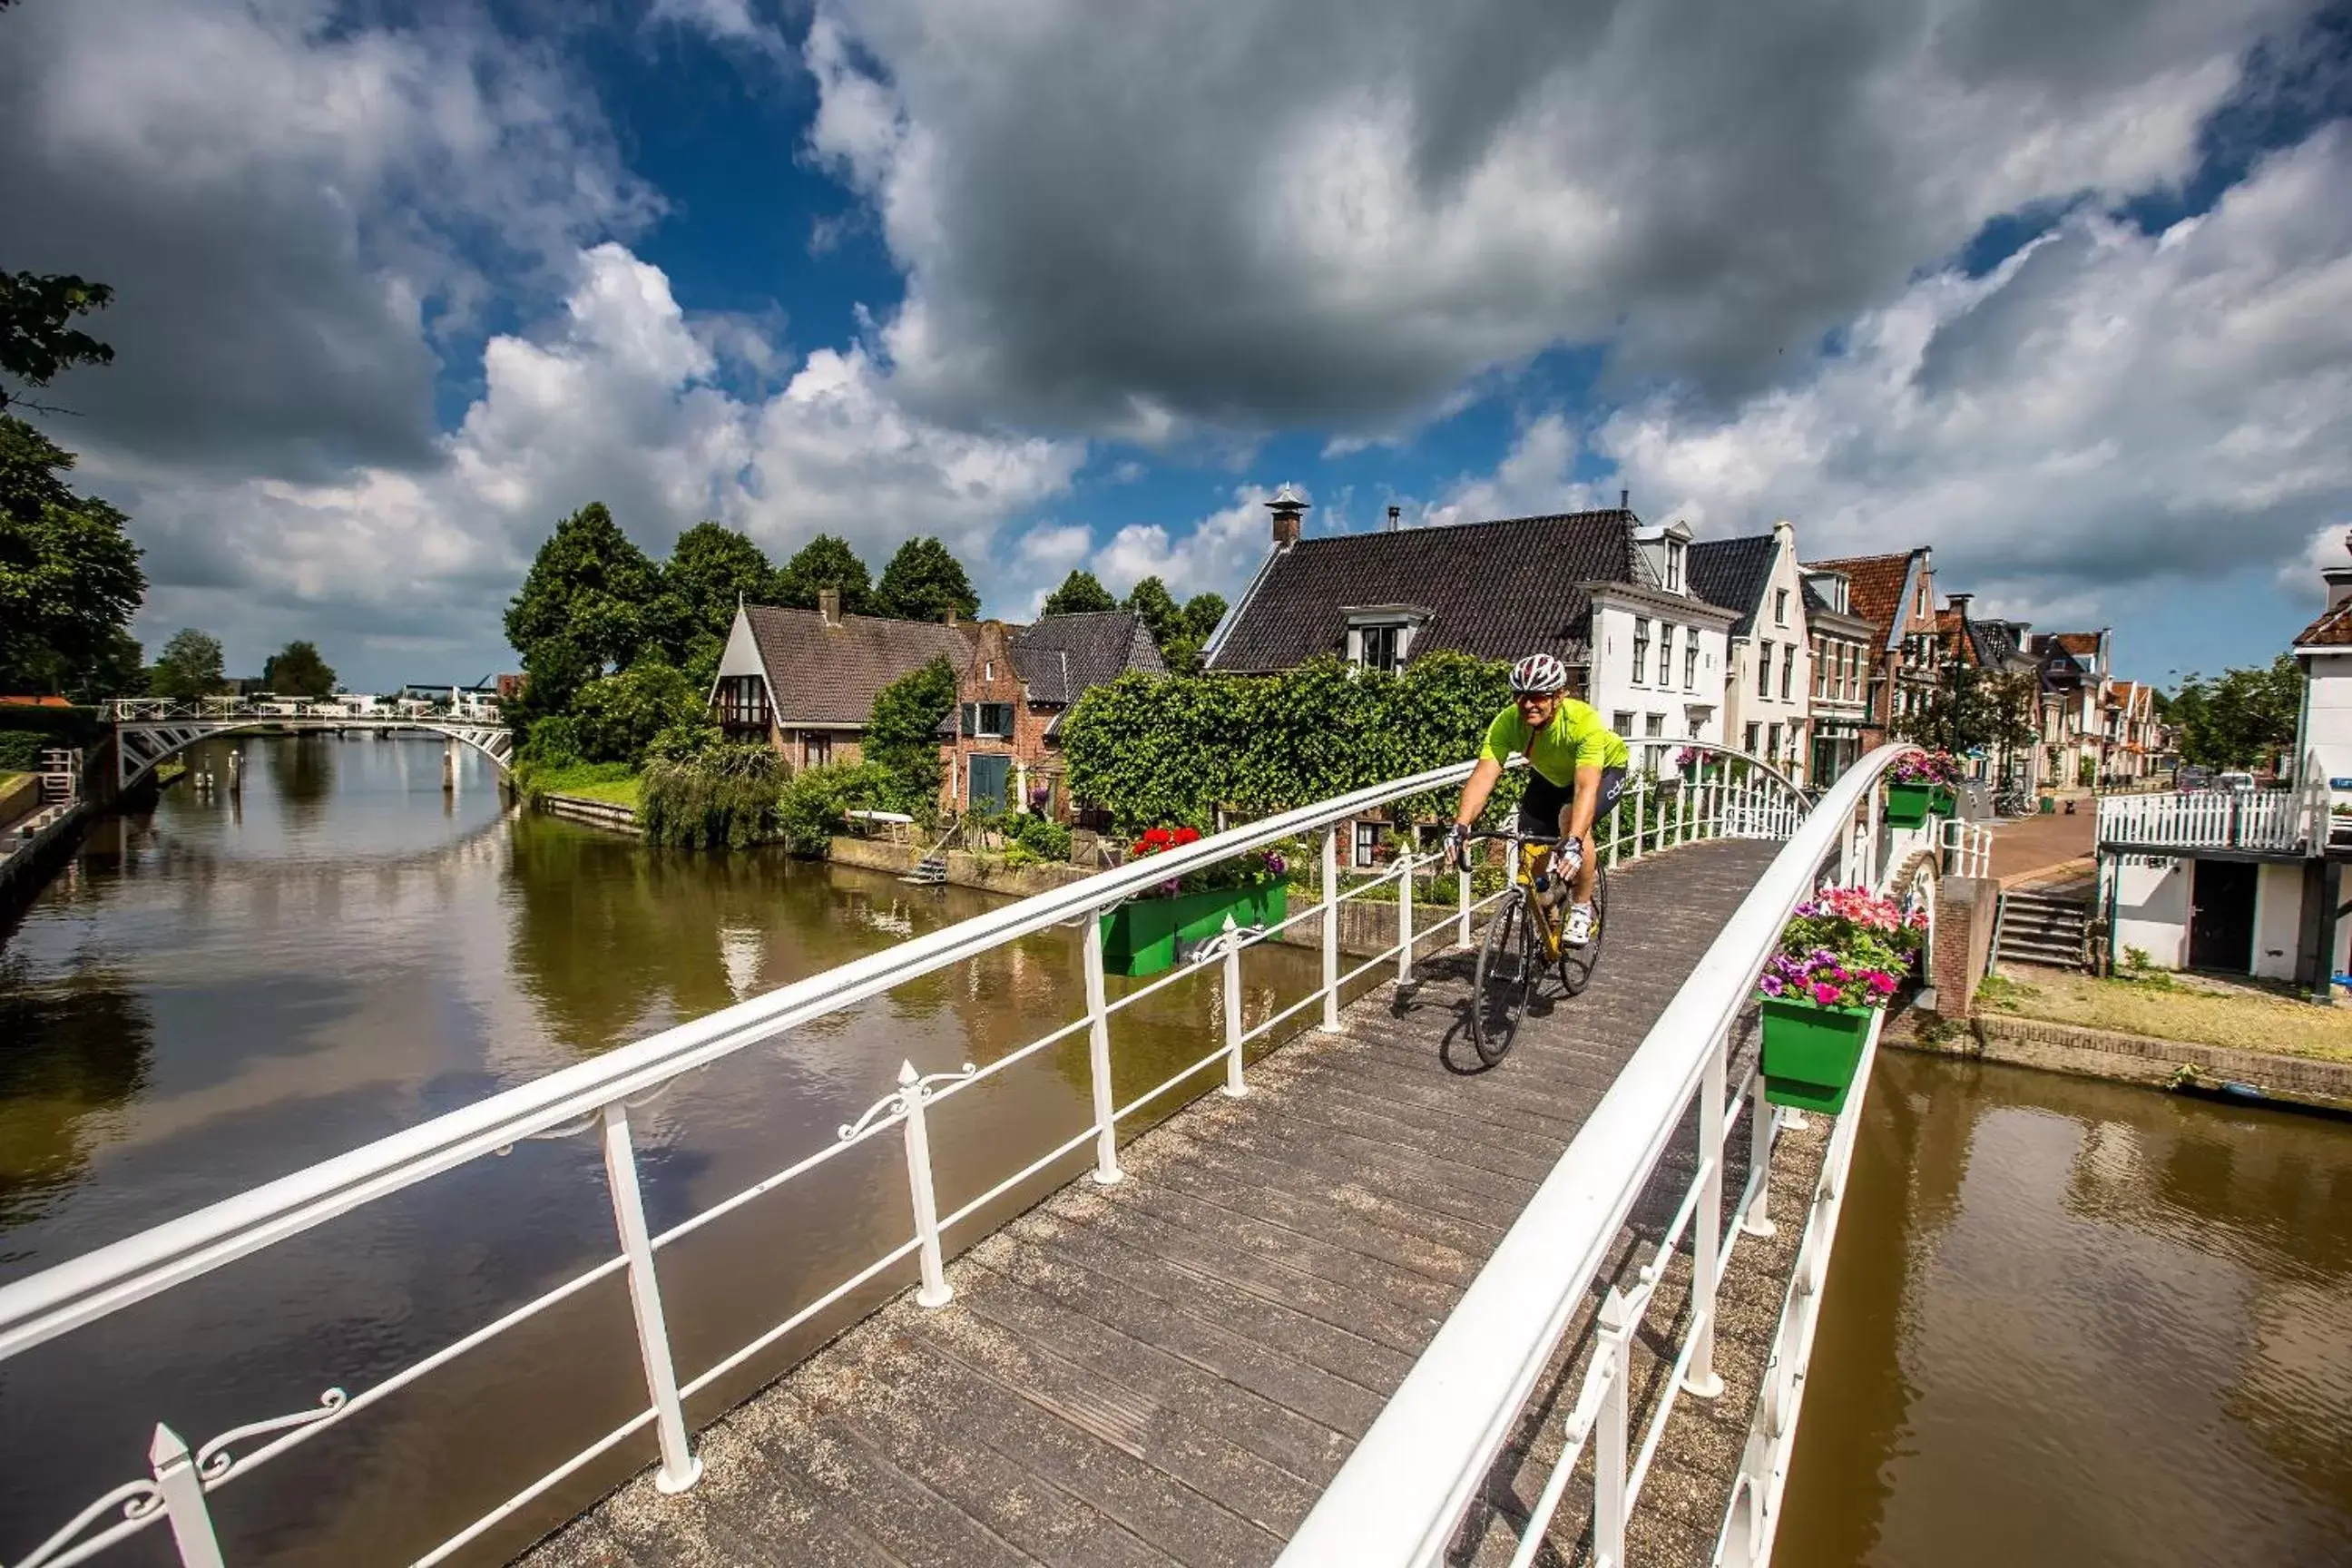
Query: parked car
2215 771 2256 792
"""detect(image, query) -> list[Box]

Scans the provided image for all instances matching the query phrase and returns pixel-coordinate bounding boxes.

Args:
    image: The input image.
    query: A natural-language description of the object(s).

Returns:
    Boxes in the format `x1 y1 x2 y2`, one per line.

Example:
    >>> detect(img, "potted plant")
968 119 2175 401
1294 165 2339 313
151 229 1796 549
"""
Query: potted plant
1885 750 1960 826
1755 887 1924 1113
1097 827 1289 977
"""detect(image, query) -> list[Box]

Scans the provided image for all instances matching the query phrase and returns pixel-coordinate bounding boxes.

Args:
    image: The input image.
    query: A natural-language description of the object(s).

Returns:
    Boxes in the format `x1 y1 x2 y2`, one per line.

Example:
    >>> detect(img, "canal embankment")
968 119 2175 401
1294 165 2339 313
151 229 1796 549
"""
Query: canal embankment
1891 1005 2352 1112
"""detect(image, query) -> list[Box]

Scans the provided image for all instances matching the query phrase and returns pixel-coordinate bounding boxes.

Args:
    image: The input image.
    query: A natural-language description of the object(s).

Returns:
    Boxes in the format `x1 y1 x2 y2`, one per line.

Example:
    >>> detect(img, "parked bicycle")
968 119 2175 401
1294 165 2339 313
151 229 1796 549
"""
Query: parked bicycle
1461 827 1611 1064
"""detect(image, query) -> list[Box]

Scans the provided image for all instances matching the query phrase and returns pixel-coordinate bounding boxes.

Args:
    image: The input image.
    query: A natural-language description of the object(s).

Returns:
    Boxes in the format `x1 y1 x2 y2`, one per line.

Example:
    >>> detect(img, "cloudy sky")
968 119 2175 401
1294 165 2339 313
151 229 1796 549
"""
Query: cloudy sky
5 0 2348 691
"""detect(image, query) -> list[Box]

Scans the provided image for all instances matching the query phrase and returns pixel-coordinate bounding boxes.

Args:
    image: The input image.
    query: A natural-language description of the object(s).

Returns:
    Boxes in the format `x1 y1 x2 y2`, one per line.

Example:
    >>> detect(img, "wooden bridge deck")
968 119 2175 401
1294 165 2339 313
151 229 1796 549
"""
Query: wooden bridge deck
525 838 1817 1568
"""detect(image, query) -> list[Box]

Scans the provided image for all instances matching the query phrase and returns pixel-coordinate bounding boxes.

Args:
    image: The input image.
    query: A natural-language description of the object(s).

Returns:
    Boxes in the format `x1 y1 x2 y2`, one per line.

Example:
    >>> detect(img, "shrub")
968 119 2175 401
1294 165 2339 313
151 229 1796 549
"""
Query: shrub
641 742 787 849
771 760 896 855
1004 811 1072 862
570 662 701 764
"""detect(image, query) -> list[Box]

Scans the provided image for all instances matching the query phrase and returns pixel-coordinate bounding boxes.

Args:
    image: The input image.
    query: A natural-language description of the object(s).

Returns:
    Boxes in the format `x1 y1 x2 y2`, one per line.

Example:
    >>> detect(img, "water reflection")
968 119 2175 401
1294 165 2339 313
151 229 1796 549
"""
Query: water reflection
1780 1053 2352 1567
0 955 153 1242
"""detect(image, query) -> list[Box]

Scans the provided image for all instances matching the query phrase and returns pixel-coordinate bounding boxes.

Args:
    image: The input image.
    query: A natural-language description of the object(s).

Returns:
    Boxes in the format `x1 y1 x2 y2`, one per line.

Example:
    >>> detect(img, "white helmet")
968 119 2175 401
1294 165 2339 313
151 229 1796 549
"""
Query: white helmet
1509 652 1570 694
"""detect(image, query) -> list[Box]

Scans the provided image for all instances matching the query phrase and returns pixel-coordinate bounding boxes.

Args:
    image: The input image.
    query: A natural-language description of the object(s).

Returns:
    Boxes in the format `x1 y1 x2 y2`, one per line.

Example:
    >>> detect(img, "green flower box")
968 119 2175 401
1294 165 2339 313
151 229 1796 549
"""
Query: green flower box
1885 781 1955 827
1098 882 1288 977
1759 995 1875 1114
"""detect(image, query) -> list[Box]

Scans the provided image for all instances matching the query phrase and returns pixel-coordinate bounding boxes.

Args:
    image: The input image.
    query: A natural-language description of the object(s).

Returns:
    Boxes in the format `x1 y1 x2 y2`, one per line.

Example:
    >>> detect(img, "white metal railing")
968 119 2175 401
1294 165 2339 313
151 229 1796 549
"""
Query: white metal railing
1274 743 1917 1568
1941 816 1992 880
2095 789 2308 853
0 742 1811 1568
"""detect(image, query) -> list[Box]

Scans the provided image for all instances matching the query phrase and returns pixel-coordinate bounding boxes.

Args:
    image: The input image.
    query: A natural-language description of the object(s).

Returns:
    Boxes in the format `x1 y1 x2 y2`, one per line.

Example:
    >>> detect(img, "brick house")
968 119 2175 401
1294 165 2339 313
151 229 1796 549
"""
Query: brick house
1206 489 1734 866
2029 630 2111 790
1935 593 2047 793
1800 548 1939 751
708 589 975 769
940 611 1166 819
1799 568 1877 785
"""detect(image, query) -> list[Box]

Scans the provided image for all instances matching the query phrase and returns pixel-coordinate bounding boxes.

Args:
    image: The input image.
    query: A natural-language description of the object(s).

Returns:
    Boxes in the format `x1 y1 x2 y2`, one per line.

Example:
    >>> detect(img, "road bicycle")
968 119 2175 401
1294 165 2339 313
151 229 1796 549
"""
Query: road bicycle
1460 828 1610 1065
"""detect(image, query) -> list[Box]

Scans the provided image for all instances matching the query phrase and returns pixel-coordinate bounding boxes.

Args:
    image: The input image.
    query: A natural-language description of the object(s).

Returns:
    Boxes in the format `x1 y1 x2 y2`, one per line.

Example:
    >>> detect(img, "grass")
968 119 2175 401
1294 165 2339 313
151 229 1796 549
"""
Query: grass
1976 965 2352 1064
518 760 641 809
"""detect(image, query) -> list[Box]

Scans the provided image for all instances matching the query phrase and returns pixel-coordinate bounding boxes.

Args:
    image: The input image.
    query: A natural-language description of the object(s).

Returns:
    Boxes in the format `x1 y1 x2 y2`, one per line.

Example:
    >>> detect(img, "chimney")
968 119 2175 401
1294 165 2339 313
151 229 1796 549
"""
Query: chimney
1947 592 1973 622
2326 528 2352 610
1620 488 1630 512
1386 505 1401 533
942 607 958 627
818 586 842 627
1267 483 1308 549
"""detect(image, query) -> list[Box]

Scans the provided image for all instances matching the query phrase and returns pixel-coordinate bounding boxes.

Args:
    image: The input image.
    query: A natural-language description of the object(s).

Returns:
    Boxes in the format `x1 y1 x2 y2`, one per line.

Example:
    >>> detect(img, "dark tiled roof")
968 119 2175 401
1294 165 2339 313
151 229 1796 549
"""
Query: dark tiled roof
1209 509 1642 673
744 603 975 726
2297 600 2352 646
1687 534 1778 636
1013 611 1166 704
1804 553 1913 645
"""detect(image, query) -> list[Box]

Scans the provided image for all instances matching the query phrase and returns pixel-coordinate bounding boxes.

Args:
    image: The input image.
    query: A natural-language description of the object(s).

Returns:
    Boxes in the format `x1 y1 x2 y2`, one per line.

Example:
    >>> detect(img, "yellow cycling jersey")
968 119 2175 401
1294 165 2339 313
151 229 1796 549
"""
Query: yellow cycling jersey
1478 700 1629 786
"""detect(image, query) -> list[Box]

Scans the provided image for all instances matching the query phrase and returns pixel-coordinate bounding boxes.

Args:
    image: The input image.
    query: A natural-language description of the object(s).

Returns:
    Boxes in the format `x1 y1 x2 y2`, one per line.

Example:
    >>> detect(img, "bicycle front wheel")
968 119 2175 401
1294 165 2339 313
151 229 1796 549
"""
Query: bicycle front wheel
1471 892 1543 1064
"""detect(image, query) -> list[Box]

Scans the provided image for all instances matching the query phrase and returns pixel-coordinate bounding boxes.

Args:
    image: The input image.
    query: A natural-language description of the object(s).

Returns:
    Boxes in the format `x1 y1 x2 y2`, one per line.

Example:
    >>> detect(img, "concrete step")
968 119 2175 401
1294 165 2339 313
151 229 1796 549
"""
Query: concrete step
1999 938 2082 966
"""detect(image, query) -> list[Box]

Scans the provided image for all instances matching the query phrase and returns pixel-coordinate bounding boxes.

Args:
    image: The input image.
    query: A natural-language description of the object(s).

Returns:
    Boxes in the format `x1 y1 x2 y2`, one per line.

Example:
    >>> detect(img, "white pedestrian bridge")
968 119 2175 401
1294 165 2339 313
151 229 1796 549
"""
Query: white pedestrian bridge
97 697 514 791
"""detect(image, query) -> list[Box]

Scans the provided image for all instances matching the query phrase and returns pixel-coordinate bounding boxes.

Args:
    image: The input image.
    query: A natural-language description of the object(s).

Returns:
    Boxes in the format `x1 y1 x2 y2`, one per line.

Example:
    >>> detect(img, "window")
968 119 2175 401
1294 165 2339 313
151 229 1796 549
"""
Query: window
1358 623 1406 673
963 702 1014 738
1665 541 1686 593
1353 821 1381 868
1684 637 1699 691
1612 710 1634 737
984 661 994 681
715 675 769 732
1757 641 1772 699
1774 588 1788 626
1744 722 1760 754
1644 713 1665 739
1657 624 1675 688
1768 721 1782 758
1781 643 1795 701
1632 618 1651 684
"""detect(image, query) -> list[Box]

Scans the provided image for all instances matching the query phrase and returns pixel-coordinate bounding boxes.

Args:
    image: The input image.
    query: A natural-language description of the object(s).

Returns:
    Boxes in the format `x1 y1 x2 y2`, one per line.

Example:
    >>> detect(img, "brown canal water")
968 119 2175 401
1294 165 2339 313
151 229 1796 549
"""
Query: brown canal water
0 735 1325 1564
1780 1049 2352 1568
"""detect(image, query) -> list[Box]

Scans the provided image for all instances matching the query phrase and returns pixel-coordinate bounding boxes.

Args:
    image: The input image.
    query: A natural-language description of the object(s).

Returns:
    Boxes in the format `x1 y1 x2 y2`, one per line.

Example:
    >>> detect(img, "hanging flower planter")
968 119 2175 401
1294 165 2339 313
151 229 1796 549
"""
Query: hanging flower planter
1098 828 1289 977
1885 750 1963 826
1756 887 1925 1113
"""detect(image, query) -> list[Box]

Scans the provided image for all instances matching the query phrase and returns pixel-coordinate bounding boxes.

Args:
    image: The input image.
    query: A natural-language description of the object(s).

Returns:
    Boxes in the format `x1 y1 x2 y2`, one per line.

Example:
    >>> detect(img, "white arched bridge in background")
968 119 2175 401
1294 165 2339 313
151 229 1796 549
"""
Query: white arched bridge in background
99 697 514 791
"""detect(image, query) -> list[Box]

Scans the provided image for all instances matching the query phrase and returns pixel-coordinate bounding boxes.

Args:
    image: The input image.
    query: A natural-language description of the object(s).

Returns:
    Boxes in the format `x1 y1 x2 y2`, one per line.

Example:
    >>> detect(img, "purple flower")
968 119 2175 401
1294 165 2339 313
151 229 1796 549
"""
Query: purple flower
1759 975 1785 997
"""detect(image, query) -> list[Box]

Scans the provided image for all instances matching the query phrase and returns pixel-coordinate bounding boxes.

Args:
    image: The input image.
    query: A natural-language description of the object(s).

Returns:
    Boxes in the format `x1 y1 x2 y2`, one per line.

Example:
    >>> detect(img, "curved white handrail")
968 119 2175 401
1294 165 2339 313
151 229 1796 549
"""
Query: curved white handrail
1274 742 1916 1568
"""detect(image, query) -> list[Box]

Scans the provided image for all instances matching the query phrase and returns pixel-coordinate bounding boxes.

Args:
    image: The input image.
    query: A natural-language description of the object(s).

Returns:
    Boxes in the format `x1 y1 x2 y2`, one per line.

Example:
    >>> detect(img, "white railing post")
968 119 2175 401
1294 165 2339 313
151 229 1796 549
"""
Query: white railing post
1742 1066 1777 1239
1220 916 1249 1099
897 1062 954 1308
149 1424 226 1568
1320 827 1341 1031
599 1102 701 1494
1083 912 1125 1185
1632 776 1647 861
1396 847 1416 987
1685 1029 1728 1398
1594 1285 1632 1567
1864 777 1882 887
1455 859 1474 949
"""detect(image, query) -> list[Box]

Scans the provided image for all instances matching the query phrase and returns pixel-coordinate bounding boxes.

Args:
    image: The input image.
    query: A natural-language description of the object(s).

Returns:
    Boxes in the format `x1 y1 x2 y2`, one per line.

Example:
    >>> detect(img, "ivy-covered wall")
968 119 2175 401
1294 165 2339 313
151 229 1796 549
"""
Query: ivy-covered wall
1058 652 1517 831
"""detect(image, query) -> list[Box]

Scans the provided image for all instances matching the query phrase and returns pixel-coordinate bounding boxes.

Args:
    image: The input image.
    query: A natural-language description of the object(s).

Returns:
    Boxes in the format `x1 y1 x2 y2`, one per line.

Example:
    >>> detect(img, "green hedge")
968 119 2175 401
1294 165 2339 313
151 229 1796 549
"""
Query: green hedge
0 705 106 771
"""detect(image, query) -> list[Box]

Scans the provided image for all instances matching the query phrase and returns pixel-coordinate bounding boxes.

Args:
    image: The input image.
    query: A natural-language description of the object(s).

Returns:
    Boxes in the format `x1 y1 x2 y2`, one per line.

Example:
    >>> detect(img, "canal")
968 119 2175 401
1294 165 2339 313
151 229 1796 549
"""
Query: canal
1781 1050 2352 1566
0 735 1324 1564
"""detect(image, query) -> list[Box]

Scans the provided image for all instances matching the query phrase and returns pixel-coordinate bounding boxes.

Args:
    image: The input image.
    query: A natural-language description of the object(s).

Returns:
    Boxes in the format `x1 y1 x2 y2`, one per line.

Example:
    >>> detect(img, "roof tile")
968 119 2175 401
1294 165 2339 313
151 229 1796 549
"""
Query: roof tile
1687 534 1779 636
746 604 975 726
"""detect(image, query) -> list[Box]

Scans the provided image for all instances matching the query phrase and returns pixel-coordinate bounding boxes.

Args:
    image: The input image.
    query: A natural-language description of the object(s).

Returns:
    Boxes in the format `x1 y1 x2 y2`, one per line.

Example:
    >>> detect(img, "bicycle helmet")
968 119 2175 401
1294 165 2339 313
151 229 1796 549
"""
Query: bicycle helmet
1509 652 1570 694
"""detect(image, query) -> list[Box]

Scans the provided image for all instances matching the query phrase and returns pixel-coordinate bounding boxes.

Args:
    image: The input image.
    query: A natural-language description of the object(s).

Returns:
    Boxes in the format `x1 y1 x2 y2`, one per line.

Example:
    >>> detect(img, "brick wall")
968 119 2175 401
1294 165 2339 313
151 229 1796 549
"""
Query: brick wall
941 621 1075 817
1930 874 1995 1020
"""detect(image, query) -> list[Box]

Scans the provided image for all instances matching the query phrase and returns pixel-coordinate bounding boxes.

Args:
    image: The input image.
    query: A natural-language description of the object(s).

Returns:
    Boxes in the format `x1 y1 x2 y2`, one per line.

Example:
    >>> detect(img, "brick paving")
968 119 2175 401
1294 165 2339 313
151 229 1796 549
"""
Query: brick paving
523 839 1793 1568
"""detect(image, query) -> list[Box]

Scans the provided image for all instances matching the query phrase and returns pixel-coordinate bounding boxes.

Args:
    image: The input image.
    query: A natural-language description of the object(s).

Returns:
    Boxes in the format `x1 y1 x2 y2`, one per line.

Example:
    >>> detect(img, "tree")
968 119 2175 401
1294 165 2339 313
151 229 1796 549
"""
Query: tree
875 536 980 623
505 503 662 720
261 640 337 698
772 534 876 615
1041 570 1117 617
568 662 702 764
660 522 772 684
1181 593 1227 645
0 263 144 696
2170 655 2301 770
866 656 957 815
1123 576 1183 650
151 628 224 702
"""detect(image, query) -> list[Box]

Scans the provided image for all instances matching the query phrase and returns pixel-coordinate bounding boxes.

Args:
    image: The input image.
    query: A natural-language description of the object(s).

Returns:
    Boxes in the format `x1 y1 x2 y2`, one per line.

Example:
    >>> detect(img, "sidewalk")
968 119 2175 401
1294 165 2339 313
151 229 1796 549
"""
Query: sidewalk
1984 807 2094 887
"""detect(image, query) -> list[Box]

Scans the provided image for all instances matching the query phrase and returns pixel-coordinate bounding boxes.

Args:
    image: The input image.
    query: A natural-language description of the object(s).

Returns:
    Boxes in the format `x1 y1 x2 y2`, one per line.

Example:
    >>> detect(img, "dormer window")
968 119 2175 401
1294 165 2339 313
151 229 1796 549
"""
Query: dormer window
1774 588 1788 626
1343 603 1433 674
1665 540 1686 594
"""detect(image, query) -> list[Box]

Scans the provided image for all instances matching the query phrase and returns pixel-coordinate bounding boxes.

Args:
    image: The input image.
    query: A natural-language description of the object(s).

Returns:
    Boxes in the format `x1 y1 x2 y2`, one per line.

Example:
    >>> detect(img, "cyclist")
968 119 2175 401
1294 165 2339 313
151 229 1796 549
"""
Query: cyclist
1443 652 1629 947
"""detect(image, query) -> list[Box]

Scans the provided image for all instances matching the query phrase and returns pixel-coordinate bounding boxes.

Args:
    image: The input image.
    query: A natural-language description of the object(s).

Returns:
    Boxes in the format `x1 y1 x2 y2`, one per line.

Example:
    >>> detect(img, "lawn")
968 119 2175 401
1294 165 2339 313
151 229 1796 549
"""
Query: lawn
1977 965 2352 1065
520 760 641 809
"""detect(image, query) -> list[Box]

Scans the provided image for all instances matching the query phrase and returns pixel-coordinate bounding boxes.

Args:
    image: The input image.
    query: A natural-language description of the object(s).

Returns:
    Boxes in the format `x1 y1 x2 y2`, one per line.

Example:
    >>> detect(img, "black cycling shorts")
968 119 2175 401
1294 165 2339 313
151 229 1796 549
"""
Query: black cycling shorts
1518 766 1627 840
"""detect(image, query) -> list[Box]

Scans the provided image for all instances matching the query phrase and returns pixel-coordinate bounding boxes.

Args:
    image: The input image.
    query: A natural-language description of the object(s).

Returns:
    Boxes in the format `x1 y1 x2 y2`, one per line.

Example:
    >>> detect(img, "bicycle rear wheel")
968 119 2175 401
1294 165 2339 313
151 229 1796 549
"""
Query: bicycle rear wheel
1558 863 1610 997
1471 892 1543 1064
